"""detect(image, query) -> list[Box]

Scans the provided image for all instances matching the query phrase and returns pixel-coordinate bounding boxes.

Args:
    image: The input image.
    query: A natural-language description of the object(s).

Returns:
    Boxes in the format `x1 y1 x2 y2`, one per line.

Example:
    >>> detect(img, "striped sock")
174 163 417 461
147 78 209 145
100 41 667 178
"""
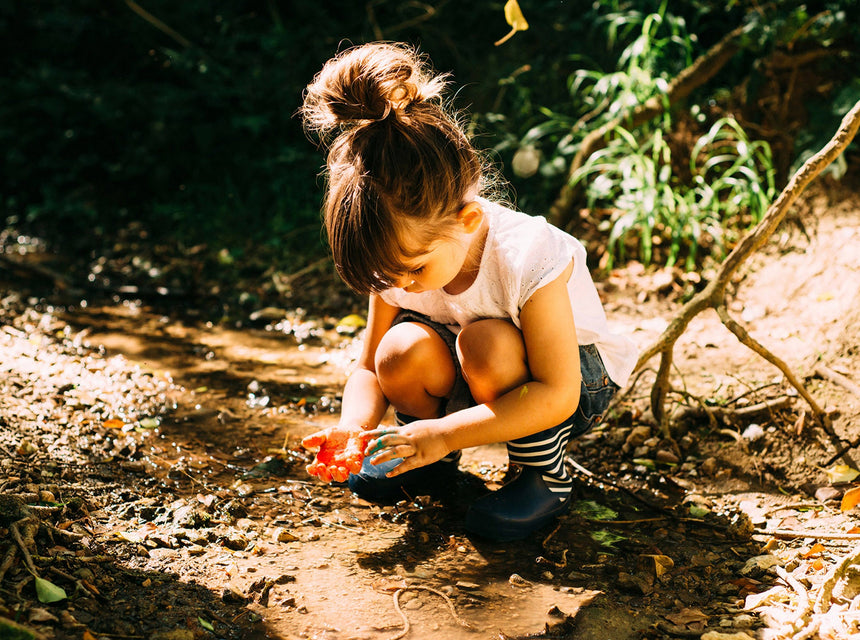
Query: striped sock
506 421 573 501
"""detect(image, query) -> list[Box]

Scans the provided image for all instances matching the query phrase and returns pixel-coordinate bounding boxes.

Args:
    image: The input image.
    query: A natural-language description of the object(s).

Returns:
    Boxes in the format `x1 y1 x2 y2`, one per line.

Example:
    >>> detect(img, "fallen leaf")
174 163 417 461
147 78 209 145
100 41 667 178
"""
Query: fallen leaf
103 418 125 430
841 486 860 512
665 607 709 626
35 576 67 603
119 522 157 543
802 543 826 558
811 558 825 571
639 554 675 578
824 464 860 484
83 631 98 640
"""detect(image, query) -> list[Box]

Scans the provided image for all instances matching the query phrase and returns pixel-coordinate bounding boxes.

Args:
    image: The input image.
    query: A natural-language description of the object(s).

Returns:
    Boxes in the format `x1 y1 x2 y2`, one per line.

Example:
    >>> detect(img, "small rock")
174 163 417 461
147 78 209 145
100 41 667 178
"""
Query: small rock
741 424 765 441
455 581 480 590
624 426 652 450
740 554 780 576
274 527 299 543
221 587 248 604
655 449 680 464
700 457 719 476
815 486 842 502
616 572 652 595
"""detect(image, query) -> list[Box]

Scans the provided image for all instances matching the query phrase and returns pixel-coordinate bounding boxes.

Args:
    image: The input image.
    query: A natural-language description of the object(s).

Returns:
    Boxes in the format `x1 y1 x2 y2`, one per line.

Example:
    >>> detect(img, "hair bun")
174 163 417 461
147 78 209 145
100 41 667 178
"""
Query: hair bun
302 42 447 137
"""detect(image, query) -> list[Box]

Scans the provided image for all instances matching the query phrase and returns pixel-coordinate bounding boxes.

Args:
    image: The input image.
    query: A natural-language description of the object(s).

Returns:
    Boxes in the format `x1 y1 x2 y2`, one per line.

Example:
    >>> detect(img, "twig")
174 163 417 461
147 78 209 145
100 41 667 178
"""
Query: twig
755 528 860 540
10 518 39 576
824 436 860 467
0 545 17 583
775 566 809 604
124 0 192 49
815 364 860 398
566 457 666 513
386 585 475 640
762 502 825 517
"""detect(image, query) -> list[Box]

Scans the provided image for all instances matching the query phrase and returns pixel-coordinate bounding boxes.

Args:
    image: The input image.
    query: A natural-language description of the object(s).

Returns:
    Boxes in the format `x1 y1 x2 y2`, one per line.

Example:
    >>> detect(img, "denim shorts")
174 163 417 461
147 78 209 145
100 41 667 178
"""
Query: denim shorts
391 311 619 435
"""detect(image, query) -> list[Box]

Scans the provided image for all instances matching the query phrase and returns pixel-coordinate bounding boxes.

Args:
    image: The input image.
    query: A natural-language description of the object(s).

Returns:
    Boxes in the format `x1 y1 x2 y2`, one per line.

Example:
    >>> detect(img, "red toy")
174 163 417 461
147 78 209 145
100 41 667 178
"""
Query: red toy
302 426 372 482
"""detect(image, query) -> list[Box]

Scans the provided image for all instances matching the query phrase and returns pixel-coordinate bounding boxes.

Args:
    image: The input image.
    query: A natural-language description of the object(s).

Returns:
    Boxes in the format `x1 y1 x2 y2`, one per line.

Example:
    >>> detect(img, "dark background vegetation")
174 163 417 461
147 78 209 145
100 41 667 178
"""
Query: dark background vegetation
1 1 858 315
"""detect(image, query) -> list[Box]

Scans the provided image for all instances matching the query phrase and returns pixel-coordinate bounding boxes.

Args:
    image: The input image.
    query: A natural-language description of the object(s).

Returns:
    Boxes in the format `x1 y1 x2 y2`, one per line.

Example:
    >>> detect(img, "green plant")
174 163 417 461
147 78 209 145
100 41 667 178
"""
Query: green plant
571 116 775 270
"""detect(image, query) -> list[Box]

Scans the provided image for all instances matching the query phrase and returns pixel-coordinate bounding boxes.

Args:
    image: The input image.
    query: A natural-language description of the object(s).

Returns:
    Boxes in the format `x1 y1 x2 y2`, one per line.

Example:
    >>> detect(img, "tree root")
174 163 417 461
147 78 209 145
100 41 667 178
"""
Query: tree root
632 98 860 440
386 585 476 640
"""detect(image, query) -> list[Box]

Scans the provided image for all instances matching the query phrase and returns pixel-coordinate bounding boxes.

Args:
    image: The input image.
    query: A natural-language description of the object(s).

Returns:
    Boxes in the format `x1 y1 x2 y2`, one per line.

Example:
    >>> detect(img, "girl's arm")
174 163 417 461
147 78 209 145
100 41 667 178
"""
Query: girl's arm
367 261 581 474
301 295 400 480
337 294 401 429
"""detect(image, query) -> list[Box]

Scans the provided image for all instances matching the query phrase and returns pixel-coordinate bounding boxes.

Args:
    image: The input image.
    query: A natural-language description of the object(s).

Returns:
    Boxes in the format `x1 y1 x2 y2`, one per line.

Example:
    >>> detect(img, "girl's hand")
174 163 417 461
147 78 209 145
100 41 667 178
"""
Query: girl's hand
363 420 450 477
301 425 372 483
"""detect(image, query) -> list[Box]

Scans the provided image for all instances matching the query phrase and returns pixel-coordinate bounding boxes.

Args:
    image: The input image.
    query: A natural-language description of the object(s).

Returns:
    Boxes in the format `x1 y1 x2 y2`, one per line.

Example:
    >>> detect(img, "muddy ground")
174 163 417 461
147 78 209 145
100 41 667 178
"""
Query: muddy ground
2 180 860 640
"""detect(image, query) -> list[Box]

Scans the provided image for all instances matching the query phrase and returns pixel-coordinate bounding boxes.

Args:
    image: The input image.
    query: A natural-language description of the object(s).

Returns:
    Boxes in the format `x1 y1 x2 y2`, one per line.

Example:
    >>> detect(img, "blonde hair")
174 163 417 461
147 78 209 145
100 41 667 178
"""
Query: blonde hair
302 42 485 294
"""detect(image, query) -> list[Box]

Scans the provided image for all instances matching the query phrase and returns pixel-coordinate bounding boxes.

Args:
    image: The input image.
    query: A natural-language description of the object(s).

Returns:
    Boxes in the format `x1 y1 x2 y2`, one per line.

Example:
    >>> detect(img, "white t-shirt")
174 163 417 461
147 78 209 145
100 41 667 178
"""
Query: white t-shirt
379 198 638 387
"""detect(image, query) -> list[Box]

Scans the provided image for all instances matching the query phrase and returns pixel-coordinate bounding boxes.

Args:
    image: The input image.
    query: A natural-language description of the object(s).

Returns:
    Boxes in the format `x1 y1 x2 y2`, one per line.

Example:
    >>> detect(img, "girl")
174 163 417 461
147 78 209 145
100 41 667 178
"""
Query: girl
300 42 637 542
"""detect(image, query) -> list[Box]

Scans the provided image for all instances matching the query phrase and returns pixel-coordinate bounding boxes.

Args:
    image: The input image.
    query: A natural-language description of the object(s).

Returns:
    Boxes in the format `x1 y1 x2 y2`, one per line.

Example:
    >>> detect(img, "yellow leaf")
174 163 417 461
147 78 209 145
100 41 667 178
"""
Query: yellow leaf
495 0 528 46
83 631 98 640
103 419 125 430
504 0 528 30
841 486 860 512
337 313 366 328
824 464 860 484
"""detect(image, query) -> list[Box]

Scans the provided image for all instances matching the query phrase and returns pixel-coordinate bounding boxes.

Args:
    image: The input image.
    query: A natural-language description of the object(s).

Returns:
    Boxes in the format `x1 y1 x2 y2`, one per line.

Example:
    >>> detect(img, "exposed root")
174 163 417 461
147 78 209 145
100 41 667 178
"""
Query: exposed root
386 585 476 640
632 98 860 438
747 547 860 639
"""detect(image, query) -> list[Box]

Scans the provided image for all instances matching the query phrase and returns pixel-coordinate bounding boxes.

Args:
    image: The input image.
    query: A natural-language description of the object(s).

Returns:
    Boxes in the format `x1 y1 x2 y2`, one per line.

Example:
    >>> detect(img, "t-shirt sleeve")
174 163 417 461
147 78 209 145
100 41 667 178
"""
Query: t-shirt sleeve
515 219 577 310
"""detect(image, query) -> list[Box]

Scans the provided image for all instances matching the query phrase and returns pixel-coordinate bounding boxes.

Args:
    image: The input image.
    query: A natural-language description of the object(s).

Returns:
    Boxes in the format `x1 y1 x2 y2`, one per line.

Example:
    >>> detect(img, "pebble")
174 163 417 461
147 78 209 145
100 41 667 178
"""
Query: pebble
815 486 841 502
655 449 679 464
741 424 765 441
740 554 780 576
700 457 719 476
624 426 652 450
455 581 480 590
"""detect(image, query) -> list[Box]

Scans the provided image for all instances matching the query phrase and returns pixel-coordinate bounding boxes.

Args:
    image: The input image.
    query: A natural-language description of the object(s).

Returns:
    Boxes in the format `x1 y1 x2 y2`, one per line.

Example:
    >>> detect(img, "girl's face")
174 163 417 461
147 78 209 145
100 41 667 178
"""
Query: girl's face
393 203 485 294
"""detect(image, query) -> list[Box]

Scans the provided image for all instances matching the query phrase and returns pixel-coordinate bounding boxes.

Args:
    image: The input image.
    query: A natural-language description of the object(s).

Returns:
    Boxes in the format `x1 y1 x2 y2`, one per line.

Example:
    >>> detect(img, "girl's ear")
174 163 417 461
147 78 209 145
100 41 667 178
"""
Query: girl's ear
457 202 483 233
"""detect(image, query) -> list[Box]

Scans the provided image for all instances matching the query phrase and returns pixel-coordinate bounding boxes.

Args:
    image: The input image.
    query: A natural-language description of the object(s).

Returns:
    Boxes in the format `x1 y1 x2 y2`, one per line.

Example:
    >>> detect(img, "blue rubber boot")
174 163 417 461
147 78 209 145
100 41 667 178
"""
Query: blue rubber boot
464 466 572 542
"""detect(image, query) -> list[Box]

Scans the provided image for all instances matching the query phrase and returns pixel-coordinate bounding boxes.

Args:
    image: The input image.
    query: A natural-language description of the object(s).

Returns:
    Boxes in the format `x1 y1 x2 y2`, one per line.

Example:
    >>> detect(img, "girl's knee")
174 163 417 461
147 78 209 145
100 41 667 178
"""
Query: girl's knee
457 320 528 402
375 322 455 401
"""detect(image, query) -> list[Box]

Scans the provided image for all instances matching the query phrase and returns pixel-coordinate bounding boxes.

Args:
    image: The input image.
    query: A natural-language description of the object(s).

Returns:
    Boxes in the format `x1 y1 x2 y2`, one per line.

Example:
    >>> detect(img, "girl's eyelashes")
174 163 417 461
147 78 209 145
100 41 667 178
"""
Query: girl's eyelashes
409 266 425 275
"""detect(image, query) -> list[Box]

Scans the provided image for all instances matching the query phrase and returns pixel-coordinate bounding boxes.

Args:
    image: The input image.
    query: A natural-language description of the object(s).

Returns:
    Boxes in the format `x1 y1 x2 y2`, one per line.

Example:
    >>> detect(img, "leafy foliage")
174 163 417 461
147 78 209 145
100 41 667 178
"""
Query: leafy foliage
1 0 858 277
571 116 775 269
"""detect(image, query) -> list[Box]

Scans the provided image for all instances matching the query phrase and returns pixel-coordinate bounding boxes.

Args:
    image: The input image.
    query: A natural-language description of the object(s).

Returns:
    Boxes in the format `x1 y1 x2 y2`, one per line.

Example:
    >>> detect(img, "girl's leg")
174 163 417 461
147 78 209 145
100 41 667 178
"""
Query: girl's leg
349 317 463 502
375 321 456 419
459 327 619 542
457 320 574 491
